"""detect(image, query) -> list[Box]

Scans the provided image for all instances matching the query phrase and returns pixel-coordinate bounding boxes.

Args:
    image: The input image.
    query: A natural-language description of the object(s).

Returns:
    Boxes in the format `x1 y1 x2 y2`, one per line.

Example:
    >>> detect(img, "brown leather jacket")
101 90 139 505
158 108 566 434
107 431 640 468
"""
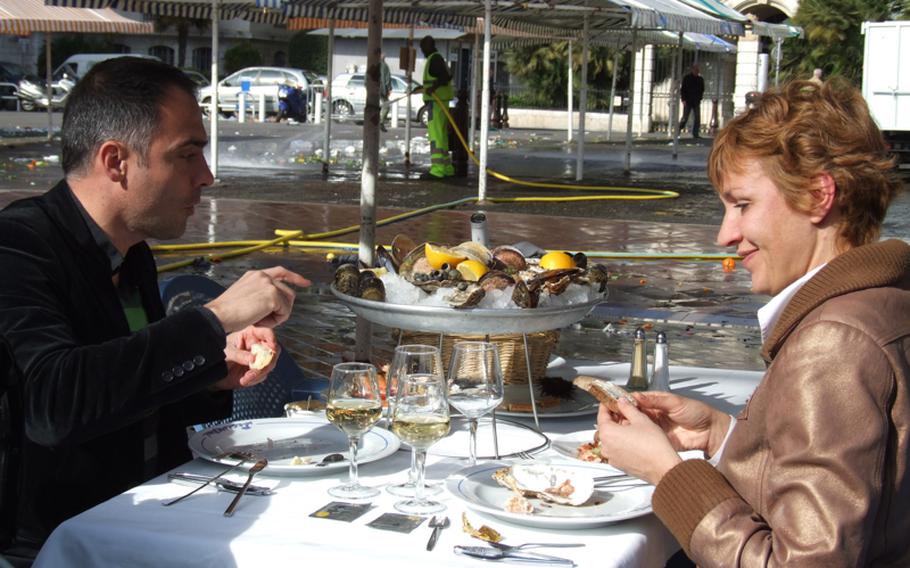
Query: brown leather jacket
653 239 910 567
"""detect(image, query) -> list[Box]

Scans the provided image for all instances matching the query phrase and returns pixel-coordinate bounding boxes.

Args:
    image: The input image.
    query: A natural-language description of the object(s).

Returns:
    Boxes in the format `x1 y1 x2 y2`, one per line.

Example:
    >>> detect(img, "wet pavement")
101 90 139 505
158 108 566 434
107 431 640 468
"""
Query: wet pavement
1 111 907 382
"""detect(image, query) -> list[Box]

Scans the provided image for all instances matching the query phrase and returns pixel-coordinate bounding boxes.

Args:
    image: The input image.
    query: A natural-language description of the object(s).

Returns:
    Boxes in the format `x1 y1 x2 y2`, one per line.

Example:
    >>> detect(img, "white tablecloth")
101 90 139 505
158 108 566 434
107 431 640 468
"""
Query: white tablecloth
33 362 764 568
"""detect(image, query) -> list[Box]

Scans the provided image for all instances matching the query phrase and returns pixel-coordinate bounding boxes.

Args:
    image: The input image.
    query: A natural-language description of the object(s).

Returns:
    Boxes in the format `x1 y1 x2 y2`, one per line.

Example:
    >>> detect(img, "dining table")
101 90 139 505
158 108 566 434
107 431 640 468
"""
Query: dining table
33 360 763 568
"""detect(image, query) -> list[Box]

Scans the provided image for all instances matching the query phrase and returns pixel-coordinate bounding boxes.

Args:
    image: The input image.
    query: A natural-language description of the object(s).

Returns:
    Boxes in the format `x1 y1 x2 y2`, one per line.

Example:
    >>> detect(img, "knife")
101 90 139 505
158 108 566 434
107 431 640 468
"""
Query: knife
454 546 576 566
168 473 273 496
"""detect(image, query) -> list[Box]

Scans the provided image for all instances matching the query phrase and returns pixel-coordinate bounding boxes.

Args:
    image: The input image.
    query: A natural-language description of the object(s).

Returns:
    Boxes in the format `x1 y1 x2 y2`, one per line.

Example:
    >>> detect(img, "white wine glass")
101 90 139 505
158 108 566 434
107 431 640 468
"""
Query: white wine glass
446 341 504 466
386 344 444 498
391 372 450 515
326 362 383 500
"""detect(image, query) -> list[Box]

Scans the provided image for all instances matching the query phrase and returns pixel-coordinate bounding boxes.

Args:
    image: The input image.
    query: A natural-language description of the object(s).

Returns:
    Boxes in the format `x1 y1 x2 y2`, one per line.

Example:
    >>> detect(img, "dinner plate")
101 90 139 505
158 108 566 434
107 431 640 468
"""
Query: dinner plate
550 430 620 468
446 462 654 529
188 416 400 477
423 417 549 460
496 382 599 419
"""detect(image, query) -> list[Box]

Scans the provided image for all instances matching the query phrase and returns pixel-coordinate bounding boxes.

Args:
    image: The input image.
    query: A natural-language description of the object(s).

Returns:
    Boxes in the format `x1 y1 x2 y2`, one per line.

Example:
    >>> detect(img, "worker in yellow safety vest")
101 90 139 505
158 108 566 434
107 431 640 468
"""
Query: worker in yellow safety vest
417 35 454 178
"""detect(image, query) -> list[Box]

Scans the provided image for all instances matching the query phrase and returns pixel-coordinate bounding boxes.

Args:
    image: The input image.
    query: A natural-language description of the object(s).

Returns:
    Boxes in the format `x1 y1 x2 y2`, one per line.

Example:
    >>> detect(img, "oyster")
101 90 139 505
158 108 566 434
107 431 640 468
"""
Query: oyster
478 270 515 292
390 234 417 266
375 244 399 274
511 280 540 308
491 245 528 271
493 464 594 509
333 263 360 296
359 275 385 302
445 286 485 309
452 240 493 266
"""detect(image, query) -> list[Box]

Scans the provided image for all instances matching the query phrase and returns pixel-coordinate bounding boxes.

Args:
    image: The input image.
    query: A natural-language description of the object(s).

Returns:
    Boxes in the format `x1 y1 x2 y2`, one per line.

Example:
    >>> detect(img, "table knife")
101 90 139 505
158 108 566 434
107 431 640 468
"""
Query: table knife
167 473 273 496
454 546 576 566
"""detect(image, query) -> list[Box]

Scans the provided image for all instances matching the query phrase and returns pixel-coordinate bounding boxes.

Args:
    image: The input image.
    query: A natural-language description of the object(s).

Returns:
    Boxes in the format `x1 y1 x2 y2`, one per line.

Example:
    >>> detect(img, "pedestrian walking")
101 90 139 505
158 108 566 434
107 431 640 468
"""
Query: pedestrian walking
679 63 705 139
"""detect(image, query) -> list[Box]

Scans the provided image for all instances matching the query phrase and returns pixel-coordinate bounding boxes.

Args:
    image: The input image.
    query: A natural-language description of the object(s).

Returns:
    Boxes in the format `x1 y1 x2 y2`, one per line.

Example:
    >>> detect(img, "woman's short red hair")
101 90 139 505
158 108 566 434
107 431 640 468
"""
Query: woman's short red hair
708 79 900 247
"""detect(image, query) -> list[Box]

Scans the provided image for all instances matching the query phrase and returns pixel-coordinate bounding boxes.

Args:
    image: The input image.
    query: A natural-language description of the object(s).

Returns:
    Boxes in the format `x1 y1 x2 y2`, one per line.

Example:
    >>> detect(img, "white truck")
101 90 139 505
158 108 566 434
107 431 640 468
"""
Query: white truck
862 21 910 163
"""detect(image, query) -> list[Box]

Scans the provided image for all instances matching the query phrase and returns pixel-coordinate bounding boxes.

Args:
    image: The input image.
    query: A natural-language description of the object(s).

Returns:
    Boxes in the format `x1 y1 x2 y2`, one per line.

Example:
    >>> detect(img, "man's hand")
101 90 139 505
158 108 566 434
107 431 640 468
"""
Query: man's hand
213 326 279 390
204 266 310 333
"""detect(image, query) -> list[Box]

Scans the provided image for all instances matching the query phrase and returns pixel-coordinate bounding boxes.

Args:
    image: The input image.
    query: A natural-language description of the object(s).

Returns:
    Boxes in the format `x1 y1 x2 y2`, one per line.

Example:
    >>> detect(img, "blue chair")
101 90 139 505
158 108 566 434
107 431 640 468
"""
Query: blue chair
159 274 327 421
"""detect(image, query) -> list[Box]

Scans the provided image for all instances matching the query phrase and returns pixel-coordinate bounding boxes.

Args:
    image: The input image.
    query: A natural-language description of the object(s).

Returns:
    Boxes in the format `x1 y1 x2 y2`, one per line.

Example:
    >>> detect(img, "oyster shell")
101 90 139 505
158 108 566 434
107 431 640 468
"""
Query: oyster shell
491 245 528 271
333 263 360 296
493 464 594 509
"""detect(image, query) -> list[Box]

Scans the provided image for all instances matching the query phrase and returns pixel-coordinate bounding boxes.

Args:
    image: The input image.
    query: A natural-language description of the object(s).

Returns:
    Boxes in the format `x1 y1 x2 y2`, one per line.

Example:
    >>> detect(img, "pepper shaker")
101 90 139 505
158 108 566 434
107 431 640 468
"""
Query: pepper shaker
627 327 649 391
649 331 670 391
470 211 489 248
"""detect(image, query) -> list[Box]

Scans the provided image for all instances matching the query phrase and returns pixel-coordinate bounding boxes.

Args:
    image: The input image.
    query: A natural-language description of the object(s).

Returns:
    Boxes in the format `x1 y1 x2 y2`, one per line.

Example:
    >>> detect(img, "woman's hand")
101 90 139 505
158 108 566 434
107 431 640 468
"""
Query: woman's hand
597 399 682 485
213 326 280 390
631 391 732 457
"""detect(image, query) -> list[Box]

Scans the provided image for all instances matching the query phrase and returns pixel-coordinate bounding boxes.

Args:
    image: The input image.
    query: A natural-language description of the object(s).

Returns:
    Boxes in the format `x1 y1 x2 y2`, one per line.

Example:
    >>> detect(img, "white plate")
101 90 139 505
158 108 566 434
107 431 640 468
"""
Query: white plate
446 462 654 529
188 416 400 477
424 417 549 460
550 430 620 468
496 382 599 419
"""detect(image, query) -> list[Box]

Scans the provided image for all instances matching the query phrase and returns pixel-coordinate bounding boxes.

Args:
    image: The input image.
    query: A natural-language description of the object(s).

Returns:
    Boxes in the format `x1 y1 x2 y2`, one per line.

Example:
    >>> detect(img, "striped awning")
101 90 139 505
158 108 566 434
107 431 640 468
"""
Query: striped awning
2 0 152 34
45 0 286 24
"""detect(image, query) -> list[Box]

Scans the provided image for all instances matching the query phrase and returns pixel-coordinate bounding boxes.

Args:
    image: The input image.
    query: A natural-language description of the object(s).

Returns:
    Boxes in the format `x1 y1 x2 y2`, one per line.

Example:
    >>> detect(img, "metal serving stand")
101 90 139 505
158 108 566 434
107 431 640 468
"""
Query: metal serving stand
331 286 606 455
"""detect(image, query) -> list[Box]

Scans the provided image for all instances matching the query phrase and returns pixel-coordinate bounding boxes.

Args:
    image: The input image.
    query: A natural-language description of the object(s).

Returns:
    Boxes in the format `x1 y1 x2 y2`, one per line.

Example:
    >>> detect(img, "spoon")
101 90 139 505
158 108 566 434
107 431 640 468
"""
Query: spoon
162 451 252 507
315 453 345 467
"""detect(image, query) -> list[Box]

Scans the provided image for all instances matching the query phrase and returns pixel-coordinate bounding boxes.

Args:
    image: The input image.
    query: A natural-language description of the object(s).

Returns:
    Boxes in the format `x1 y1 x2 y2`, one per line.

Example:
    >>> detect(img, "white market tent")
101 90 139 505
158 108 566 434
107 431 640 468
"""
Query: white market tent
2 0 153 138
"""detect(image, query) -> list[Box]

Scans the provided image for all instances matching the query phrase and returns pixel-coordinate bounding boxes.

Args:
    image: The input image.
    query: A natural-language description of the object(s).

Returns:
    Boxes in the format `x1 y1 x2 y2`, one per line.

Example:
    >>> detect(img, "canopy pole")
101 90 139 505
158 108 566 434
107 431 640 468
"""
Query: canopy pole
672 31 683 160
469 25 479 154
624 29 637 174
774 37 782 86
607 51 619 142
478 0 492 202
323 10 335 175
567 40 573 143
209 0 219 178
45 35 52 142
575 17 588 181
404 24 413 167
356 0 383 362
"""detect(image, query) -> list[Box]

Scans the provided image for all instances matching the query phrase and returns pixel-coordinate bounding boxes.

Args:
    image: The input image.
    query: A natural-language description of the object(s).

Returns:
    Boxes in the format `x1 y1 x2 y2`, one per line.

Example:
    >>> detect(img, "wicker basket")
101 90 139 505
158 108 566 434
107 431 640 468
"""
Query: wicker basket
399 330 559 385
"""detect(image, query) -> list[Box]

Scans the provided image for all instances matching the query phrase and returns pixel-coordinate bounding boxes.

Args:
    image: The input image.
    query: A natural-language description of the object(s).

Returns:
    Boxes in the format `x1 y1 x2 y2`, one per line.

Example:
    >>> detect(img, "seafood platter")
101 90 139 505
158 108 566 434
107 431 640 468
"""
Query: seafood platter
331 235 609 335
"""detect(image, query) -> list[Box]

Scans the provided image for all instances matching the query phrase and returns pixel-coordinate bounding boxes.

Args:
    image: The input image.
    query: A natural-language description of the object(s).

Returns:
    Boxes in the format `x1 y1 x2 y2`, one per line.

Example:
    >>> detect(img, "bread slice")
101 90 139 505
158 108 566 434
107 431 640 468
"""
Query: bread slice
249 343 276 370
572 376 637 414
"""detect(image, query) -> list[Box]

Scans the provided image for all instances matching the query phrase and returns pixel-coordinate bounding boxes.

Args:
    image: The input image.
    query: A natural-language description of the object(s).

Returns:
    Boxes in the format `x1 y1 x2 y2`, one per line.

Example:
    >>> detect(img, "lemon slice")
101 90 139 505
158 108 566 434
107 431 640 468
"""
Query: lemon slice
539 251 577 270
456 259 489 282
425 243 467 269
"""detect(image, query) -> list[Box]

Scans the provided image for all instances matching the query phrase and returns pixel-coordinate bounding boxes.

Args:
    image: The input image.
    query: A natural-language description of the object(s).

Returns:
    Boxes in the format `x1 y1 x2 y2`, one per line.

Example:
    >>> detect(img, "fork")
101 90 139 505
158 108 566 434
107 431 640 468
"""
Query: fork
223 458 268 517
489 542 586 552
426 515 450 551
162 451 253 507
515 451 536 460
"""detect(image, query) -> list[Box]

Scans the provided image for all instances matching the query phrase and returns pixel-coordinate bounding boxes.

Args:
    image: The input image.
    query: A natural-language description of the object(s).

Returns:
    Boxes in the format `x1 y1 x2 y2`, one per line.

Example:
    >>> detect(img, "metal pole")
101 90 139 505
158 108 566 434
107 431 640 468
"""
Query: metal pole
672 31 683 159
322 11 335 175
774 37 782 86
478 0 492 202
567 40 573 143
45 35 52 142
469 25 479 154
405 24 413 167
575 16 588 181
209 0 219 178
637 43 645 136
356 0 383 362
624 29 637 174
607 51 619 142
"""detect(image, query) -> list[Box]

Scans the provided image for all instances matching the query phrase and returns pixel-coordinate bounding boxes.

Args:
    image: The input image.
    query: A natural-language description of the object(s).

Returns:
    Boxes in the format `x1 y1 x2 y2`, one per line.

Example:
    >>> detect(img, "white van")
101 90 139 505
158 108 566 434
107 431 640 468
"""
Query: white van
53 53 159 82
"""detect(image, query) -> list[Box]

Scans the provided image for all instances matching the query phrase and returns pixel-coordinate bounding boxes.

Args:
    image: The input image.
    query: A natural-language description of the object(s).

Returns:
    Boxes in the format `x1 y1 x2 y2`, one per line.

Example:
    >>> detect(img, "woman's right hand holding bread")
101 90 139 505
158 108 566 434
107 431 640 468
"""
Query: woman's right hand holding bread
632 391 731 459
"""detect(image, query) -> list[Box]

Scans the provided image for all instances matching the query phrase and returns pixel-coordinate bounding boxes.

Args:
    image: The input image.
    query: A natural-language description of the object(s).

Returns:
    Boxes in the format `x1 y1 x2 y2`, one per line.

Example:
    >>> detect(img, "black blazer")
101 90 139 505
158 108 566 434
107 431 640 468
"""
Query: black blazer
0 181 231 554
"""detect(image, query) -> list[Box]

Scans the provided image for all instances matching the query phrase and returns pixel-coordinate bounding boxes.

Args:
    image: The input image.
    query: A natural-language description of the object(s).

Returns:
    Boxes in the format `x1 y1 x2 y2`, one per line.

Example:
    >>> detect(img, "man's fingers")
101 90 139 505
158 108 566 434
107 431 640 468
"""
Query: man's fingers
262 266 310 287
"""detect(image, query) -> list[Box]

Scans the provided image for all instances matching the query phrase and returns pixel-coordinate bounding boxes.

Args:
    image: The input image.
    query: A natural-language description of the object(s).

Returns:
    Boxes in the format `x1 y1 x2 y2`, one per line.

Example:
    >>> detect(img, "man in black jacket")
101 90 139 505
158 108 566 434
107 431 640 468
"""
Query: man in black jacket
0 58 309 565
679 63 706 139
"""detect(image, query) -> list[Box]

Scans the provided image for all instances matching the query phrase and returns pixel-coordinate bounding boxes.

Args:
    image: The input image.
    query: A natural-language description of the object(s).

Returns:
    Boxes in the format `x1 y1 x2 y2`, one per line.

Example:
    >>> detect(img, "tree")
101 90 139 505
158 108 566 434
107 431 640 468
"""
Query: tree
505 41 628 109
155 16 209 68
288 32 327 74
782 0 905 84
37 35 118 74
224 41 262 75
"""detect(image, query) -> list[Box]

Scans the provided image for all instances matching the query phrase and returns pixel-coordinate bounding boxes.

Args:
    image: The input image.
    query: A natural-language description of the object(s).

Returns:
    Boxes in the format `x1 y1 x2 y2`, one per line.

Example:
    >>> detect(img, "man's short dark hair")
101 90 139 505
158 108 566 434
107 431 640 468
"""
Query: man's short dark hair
61 57 198 175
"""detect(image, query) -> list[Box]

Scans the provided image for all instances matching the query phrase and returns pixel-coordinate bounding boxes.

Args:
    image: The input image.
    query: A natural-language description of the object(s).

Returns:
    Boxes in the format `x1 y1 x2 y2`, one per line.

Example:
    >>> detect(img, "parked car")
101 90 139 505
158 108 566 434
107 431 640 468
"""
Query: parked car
197 66 317 117
330 72 427 124
181 68 210 88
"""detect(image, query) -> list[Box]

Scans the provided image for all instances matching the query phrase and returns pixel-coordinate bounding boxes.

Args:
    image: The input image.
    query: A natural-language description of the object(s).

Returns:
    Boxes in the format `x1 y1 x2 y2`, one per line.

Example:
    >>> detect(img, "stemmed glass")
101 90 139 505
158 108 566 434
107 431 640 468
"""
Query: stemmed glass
446 341 504 466
386 344 444 497
391 372 451 515
326 362 383 500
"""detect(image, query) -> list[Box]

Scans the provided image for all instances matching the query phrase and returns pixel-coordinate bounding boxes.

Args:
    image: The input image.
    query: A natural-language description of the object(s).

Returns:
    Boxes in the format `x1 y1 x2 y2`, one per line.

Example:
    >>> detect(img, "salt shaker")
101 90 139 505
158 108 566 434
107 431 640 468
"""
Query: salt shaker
470 211 489 247
649 331 670 391
627 327 649 391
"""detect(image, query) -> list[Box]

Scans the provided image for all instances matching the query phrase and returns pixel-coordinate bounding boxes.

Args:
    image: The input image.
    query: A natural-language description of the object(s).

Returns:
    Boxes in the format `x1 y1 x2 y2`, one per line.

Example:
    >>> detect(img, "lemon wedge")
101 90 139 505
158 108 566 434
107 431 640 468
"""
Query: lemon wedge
425 243 467 269
539 251 576 270
456 259 489 282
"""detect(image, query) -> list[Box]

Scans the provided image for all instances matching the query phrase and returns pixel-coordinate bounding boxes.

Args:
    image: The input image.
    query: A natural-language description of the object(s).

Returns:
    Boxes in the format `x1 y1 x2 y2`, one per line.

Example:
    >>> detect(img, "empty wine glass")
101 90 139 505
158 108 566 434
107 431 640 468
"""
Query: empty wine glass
391 372 451 515
447 341 504 466
386 344 444 498
326 362 383 500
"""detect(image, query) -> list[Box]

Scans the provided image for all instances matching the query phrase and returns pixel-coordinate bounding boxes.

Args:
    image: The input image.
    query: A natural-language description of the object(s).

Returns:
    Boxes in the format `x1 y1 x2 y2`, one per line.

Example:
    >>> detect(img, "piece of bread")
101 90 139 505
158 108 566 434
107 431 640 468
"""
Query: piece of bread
572 376 637 414
249 343 276 370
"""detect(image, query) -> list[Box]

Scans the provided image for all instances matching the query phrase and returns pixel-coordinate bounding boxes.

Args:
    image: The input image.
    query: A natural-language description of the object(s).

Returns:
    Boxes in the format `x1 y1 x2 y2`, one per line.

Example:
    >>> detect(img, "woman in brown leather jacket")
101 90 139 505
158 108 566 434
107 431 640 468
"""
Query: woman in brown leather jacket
598 79 910 567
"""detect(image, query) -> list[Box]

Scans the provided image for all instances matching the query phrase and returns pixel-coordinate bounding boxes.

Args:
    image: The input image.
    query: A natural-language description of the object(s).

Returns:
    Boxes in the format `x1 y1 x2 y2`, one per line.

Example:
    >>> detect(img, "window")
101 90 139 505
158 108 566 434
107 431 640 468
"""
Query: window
149 45 174 66
111 44 131 53
348 75 365 87
273 51 286 66
256 69 284 85
192 47 211 73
